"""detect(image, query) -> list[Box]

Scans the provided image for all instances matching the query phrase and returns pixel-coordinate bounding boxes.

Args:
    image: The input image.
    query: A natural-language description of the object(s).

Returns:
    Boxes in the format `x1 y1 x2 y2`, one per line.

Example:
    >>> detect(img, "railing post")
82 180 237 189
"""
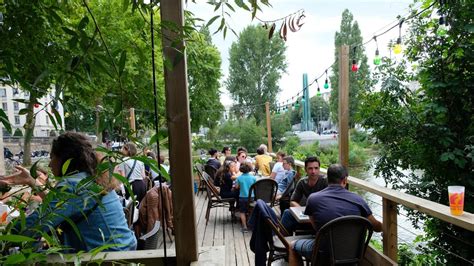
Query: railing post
383 198 398 262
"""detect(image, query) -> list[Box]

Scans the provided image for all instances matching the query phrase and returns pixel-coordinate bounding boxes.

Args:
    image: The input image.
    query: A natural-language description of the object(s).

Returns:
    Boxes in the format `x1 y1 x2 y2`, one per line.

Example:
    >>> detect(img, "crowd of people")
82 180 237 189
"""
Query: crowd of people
204 144 383 265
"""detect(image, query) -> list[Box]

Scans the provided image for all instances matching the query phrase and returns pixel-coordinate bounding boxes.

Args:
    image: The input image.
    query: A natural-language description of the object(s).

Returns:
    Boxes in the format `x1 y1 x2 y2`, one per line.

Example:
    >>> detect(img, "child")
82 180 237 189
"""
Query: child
235 161 256 232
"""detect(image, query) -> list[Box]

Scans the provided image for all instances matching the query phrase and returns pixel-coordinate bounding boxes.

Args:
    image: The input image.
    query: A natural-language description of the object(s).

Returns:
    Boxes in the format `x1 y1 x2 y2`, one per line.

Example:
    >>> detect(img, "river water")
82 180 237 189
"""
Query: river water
350 161 424 245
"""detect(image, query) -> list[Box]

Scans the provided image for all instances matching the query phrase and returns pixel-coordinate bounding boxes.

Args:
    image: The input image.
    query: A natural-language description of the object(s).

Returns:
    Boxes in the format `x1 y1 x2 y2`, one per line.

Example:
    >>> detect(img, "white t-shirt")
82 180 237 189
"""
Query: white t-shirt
272 162 286 183
119 157 145 183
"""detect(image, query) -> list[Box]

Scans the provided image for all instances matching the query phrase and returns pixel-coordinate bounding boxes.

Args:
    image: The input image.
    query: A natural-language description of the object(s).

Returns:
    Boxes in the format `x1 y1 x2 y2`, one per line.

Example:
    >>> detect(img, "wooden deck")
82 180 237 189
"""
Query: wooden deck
158 192 257 265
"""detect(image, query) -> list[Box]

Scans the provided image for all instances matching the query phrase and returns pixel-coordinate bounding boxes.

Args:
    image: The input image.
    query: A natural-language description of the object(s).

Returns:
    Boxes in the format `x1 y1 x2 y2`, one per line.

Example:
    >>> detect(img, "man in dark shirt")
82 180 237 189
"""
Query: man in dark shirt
281 156 328 234
288 164 383 266
205 148 221 170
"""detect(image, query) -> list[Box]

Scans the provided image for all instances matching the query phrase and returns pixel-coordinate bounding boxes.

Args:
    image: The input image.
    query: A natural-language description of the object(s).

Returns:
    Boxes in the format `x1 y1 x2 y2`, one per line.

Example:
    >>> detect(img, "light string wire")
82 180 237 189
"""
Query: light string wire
274 1 436 111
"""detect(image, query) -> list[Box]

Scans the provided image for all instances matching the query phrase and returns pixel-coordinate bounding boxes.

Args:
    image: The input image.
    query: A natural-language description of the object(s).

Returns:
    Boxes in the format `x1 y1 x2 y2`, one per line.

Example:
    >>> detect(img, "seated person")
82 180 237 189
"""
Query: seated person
1 132 136 253
214 161 239 206
270 151 287 183
206 148 221 171
254 145 272 176
219 146 231 164
288 164 383 265
235 161 256 232
277 156 296 196
281 156 328 235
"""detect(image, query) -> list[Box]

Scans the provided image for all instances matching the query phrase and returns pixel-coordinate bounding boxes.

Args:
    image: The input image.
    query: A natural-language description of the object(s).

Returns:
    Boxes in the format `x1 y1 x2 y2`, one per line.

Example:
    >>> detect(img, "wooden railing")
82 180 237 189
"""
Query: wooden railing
293 159 474 265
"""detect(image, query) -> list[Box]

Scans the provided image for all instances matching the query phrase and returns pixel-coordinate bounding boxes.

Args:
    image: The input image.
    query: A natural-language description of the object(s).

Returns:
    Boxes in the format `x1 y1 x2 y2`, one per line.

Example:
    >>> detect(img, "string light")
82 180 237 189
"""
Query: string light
324 70 329 89
373 36 381 65
393 19 404 55
316 80 322 96
351 46 359 72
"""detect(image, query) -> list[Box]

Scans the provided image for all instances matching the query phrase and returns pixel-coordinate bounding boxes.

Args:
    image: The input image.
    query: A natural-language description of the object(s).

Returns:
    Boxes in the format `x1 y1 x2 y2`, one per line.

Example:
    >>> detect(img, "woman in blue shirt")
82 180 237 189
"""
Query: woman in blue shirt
2 132 136 253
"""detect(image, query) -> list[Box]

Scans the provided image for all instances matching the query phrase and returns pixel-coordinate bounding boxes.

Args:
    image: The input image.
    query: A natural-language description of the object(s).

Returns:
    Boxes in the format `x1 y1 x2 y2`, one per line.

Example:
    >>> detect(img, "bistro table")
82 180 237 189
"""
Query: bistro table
290 206 311 224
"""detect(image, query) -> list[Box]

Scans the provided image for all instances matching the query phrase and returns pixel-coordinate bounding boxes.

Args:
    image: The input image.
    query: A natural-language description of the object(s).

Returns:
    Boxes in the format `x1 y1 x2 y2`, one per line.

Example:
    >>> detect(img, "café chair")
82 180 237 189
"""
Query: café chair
137 221 161 250
247 178 278 214
204 164 218 182
309 215 373 265
194 163 206 196
200 171 235 225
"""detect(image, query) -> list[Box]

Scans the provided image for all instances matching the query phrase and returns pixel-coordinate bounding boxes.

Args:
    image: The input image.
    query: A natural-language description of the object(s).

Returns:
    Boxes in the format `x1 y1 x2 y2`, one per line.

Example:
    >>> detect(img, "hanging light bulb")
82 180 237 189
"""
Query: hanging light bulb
324 70 329 89
317 82 322 96
373 36 381 65
295 100 300 108
393 19 404 55
373 49 381 65
437 15 448 36
34 103 40 108
351 59 359 72
301 96 305 102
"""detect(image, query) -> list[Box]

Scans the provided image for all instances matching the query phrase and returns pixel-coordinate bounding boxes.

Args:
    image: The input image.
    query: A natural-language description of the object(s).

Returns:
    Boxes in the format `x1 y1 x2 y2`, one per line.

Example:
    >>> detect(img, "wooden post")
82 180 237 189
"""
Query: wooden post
338 45 349 168
383 198 398 262
0 124 5 175
129 108 136 133
160 0 198 264
265 102 273 153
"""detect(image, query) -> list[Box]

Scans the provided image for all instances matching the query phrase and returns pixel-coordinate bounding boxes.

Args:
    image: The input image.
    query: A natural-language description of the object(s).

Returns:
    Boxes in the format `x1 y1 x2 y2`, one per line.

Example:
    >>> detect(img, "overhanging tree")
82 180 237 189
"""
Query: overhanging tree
226 25 287 124
329 9 371 128
358 0 474 263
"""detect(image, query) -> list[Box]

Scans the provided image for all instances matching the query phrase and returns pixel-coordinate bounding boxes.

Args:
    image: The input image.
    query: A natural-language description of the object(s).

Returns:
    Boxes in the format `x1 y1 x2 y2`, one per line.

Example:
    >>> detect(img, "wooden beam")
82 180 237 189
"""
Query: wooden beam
338 45 349 168
265 102 273 153
348 176 474 231
383 199 398 262
160 0 198 264
362 245 397 266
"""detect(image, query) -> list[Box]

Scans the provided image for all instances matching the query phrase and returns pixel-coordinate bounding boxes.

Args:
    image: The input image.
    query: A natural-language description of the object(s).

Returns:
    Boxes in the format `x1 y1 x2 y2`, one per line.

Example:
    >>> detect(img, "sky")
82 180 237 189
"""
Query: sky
185 0 414 107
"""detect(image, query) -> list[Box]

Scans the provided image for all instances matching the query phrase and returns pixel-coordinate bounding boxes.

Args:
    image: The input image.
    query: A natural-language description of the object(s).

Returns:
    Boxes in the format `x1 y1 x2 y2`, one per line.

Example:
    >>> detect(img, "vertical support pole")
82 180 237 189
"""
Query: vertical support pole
129 108 136 134
302 73 310 131
383 198 398 262
338 45 349 168
160 0 198 264
265 102 273 153
0 124 5 175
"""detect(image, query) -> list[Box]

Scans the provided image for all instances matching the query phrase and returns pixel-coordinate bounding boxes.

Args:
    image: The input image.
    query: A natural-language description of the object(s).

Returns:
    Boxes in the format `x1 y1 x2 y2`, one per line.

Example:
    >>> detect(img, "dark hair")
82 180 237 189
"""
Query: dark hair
283 156 295 168
222 146 230 153
304 156 320 168
256 147 264 155
208 148 218 156
123 142 138 156
327 164 348 184
237 150 247 159
225 156 236 162
239 161 252 173
237 147 247 153
51 132 97 176
146 151 156 160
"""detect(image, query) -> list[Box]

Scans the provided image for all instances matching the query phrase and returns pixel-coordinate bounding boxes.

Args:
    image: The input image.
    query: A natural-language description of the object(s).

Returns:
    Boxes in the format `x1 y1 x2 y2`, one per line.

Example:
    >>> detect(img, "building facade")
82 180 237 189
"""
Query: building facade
0 84 64 137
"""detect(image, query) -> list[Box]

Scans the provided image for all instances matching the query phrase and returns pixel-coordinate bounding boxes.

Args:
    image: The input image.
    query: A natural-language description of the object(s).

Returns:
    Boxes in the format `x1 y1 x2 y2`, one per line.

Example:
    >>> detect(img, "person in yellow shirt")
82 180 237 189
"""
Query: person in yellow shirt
254 146 272 176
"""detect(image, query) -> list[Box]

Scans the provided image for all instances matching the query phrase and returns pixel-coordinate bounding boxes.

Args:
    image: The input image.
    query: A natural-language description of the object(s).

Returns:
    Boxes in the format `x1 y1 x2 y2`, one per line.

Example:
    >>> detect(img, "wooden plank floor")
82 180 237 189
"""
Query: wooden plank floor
157 192 288 265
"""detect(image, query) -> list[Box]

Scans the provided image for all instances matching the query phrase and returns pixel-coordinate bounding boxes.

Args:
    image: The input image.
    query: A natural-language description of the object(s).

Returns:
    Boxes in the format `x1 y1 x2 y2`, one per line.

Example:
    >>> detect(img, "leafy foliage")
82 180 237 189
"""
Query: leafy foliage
226 25 287 123
358 0 474 262
329 9 371 127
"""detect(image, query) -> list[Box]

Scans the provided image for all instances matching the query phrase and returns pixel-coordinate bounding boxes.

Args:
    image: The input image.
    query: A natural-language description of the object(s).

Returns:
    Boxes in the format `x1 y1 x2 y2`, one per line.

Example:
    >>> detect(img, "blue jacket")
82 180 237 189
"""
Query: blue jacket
249 199 279 266
20 172 136 252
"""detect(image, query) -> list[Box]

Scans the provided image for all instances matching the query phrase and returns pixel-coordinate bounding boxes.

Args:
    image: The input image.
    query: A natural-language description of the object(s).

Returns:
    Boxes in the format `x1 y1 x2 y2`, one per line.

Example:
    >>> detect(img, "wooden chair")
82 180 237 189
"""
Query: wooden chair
200 171 235 225
265 216 313 265
204 164 218 183
247 178 278 214
310 215 373 265
194 163 206 196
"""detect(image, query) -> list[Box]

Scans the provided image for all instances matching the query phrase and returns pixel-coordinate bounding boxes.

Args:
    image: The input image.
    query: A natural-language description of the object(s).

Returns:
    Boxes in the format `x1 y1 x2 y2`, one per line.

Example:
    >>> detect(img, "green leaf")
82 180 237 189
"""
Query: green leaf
13 99 30 104
206 15 220 27
29 159 41 179
18 108 29 115
118 50 127 77
62 158 73 176
4 253 26 264
68 56 80 71
51 107 63 129
62 27 78 37
78 16 89 30
225 2 236 12
46 110 58 130
0 234 36 242
0 109 12 134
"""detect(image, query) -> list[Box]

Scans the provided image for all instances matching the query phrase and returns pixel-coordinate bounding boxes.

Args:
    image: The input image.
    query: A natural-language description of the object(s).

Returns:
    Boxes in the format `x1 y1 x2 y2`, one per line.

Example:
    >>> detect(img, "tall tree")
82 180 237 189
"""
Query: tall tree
226 25 287 123
187 27 223 132
329 9 371 127
358 0 474 263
